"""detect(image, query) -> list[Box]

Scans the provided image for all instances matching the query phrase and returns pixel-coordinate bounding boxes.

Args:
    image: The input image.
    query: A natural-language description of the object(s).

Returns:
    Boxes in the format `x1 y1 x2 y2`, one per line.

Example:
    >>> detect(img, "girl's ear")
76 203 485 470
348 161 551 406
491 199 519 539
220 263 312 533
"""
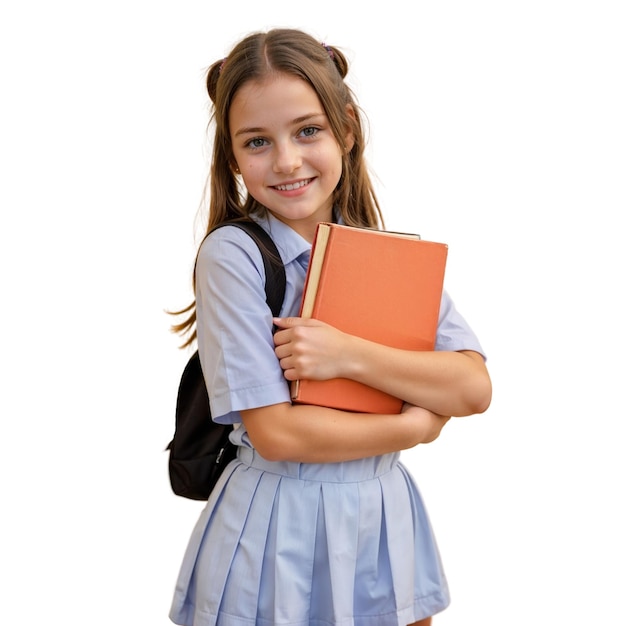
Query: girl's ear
344 104 356 153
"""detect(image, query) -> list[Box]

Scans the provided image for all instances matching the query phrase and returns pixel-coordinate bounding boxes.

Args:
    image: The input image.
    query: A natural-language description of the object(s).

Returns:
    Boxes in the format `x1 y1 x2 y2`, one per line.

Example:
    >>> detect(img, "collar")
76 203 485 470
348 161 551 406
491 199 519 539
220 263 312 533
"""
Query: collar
252 212 314 266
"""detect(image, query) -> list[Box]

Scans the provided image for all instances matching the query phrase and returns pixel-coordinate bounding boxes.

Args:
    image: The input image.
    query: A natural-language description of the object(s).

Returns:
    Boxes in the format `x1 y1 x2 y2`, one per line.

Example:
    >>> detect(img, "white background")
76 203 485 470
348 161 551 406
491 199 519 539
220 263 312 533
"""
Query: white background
1 1 624 624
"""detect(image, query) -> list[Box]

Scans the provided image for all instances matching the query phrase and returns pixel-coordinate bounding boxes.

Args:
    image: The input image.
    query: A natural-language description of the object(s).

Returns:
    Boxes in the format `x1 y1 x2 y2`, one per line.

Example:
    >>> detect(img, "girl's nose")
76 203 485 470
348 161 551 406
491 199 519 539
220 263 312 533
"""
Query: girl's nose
272 142 302 174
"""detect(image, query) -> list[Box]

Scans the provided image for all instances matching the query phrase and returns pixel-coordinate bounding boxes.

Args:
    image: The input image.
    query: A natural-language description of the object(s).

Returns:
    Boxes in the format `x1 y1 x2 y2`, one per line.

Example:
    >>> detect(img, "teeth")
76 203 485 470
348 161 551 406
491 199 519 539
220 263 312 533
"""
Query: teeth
275 179 310 191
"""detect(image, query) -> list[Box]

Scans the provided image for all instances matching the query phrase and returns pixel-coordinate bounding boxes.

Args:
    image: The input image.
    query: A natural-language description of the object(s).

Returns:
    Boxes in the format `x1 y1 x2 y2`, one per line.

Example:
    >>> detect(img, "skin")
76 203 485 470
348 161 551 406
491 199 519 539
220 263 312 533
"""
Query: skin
228 72 492 623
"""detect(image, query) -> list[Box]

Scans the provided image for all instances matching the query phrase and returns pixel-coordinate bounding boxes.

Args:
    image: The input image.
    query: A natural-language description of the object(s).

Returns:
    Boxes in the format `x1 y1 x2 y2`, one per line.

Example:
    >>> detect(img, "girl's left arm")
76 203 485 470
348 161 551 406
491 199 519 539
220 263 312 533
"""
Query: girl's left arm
273 317 492 417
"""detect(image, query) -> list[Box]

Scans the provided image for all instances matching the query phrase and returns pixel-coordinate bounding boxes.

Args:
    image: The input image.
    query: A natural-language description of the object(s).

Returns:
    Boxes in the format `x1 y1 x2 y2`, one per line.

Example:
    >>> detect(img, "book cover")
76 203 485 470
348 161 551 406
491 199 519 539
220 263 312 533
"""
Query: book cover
291 222 448 414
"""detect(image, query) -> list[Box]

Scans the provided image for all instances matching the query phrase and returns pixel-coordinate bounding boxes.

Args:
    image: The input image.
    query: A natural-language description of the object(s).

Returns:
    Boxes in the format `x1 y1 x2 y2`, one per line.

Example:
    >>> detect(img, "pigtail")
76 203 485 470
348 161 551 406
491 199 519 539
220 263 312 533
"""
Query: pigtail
322 43 348 80
206 60 223 104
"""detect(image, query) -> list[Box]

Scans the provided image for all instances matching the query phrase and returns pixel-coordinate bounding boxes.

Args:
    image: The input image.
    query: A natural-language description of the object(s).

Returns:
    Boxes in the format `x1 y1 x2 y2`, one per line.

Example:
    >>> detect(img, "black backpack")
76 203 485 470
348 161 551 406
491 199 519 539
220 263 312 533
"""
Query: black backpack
167 220 286 500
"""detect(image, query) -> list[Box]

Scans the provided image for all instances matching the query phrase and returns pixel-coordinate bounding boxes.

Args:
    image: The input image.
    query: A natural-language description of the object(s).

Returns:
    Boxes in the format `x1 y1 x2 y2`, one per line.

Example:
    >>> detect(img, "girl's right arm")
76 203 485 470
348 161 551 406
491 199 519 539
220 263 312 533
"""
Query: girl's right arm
240 402 450 463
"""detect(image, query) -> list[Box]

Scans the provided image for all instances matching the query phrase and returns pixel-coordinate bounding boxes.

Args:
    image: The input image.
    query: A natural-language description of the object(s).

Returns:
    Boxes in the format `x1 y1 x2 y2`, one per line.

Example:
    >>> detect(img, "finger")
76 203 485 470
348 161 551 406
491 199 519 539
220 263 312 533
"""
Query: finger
277 356 291 372
274 344 291 360
281 368 297 381
273 329 288 347
273 317 324 328
272 317 299 328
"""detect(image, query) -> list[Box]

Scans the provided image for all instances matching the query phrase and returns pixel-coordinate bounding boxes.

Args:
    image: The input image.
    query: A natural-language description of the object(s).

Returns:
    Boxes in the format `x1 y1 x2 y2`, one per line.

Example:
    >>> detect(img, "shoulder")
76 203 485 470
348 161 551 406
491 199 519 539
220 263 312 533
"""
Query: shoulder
197 223 266 273
199 215 310 267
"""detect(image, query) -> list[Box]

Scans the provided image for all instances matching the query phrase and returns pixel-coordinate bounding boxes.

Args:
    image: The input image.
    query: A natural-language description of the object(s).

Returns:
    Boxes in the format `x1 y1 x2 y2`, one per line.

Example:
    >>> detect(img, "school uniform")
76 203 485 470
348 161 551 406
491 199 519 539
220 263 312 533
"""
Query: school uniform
169 212 485 626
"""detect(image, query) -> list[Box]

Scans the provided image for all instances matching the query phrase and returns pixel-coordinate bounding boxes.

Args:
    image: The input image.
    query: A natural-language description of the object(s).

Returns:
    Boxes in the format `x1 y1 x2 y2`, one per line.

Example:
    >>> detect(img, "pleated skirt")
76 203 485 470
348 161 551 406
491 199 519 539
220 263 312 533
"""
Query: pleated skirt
169 447 450 626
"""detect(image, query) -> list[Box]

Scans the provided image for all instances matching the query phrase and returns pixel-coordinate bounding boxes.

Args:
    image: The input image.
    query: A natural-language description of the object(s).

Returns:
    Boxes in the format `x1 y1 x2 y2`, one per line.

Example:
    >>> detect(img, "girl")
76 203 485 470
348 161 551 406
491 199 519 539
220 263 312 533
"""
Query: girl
169 28 491 626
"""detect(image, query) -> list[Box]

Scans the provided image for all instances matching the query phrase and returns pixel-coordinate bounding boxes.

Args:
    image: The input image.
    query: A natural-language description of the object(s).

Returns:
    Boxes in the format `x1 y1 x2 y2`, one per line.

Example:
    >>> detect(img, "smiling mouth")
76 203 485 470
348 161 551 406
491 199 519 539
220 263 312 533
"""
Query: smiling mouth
273 178 312 191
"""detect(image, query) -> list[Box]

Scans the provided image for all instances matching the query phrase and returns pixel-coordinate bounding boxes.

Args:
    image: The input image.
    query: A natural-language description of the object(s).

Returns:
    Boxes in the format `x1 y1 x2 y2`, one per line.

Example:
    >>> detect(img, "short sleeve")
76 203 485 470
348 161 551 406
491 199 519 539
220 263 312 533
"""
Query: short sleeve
435 290 486 359
195 226 291 424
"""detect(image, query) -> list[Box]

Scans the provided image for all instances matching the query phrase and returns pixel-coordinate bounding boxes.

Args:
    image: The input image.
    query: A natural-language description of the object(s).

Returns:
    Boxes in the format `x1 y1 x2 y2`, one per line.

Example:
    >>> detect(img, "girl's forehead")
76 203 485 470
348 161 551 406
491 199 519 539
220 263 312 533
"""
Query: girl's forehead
235 73 313 101
230 74 324 125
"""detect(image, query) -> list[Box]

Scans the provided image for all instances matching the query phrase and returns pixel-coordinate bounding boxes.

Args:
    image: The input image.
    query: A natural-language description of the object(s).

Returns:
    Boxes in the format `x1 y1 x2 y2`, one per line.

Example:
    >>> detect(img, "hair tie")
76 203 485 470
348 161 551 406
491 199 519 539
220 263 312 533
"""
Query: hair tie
321 42 334 60
219 57 227 74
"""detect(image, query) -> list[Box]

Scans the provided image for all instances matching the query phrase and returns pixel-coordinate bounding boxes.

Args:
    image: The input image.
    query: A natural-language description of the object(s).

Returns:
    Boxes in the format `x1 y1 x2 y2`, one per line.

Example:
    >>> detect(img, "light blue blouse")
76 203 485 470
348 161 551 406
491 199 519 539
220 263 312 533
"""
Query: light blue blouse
195 212 485 432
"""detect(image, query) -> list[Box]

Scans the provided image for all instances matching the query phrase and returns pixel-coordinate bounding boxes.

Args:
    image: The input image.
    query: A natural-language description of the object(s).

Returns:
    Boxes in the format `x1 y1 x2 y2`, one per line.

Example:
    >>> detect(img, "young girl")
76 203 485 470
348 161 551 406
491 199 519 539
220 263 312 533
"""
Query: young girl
169 28 491 626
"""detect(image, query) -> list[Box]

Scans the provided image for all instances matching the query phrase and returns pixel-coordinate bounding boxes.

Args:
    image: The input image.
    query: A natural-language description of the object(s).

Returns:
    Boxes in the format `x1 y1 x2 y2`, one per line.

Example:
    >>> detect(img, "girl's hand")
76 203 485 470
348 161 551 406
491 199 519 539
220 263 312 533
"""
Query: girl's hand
401 403 451 444
273 317 348 381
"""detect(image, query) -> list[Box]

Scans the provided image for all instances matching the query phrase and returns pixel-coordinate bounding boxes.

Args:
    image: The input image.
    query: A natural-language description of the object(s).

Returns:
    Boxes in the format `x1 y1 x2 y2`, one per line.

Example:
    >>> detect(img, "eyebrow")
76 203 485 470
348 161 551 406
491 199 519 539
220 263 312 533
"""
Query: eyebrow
233 112 325 137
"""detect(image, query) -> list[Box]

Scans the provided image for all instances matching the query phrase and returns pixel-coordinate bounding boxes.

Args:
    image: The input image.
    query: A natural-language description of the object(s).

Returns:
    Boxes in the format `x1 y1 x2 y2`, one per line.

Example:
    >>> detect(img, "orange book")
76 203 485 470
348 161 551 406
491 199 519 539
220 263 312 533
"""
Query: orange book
291 222 448 414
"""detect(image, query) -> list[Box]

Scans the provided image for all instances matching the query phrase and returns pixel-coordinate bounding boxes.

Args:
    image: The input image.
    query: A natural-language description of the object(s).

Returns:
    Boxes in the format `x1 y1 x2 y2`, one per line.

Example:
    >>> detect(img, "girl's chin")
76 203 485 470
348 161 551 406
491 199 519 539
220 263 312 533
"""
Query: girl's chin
266 204 333 225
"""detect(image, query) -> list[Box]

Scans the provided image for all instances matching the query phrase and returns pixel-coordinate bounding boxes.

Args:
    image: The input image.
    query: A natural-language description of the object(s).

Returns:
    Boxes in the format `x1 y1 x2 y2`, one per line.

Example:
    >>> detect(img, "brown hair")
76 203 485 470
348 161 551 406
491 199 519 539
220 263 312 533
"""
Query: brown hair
172 28 383 346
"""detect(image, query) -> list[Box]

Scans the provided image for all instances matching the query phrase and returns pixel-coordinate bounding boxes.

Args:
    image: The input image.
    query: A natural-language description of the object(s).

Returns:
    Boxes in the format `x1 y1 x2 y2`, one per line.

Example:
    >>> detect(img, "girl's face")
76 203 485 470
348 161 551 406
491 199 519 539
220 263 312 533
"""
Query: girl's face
229 73 351 241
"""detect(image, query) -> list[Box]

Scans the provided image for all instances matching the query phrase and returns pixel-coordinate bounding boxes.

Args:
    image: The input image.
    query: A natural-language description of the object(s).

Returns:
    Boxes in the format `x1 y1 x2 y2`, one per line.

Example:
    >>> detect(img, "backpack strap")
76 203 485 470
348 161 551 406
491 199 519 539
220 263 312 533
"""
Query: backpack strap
209 220 286 316
167 220 286 500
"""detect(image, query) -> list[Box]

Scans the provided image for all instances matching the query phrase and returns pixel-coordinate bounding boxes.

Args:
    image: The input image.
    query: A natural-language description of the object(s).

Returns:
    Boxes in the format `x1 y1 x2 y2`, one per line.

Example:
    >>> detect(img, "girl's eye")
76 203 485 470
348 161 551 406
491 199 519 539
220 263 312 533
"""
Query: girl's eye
302 126 319 137
246 137 268 149
300 126 319 138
